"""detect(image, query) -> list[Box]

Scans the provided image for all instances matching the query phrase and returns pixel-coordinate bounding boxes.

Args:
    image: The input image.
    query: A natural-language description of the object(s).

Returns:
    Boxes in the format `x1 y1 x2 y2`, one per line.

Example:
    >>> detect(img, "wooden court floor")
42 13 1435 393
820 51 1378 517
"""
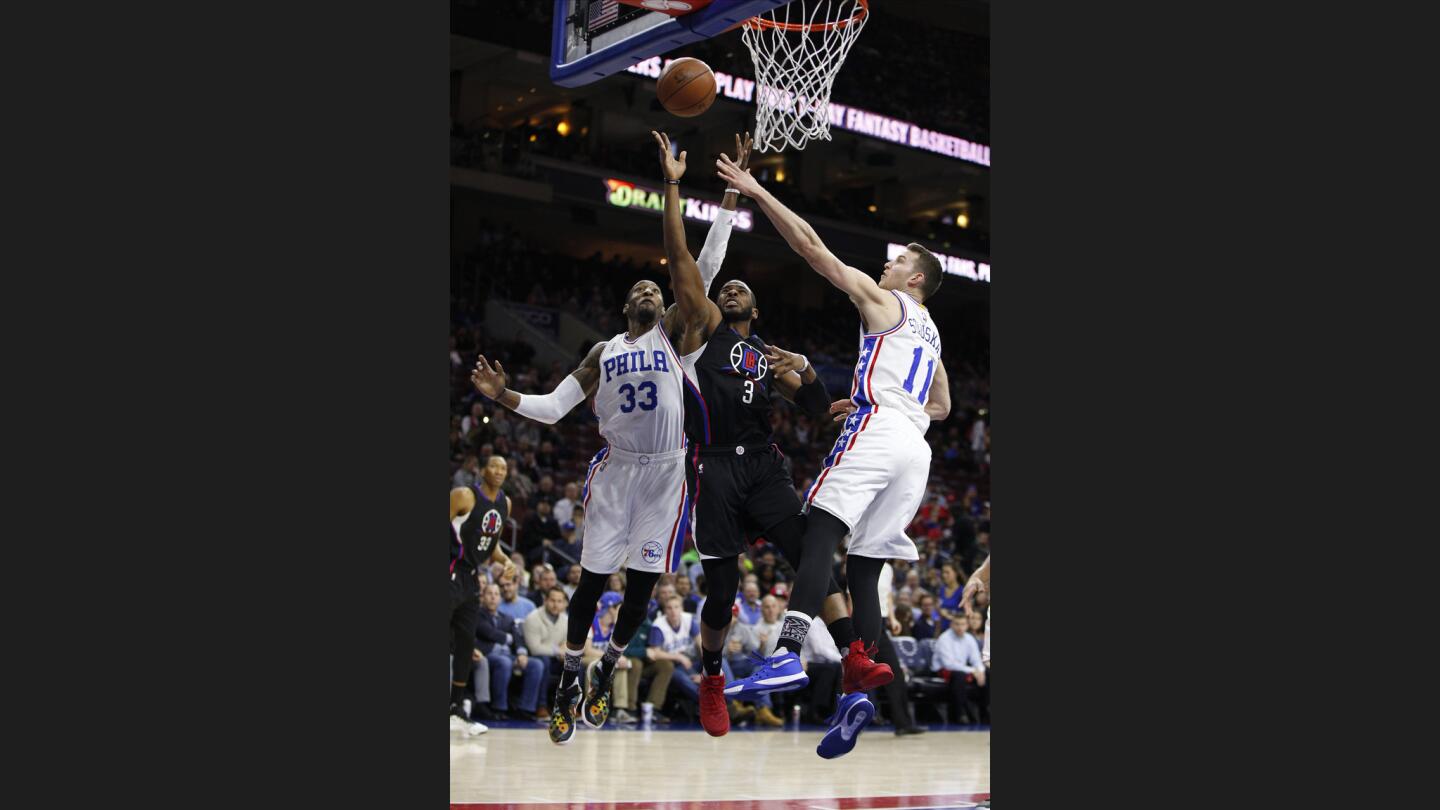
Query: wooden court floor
450 722 990 809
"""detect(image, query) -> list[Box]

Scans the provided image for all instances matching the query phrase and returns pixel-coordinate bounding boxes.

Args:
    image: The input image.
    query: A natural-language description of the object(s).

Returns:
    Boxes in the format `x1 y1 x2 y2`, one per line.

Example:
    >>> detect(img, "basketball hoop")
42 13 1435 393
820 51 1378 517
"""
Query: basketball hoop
741 0 869 153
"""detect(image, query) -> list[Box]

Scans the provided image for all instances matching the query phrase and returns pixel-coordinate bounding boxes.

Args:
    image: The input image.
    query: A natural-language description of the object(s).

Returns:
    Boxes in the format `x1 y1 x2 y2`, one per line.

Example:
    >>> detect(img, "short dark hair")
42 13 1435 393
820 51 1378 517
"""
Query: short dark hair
907 243 943 301
548 587 569 601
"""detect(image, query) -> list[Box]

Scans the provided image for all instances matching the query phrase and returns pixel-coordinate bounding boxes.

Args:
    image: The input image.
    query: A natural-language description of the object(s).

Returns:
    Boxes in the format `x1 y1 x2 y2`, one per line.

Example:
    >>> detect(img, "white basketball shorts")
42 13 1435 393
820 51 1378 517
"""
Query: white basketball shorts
803 408 929 562
579 445 690 574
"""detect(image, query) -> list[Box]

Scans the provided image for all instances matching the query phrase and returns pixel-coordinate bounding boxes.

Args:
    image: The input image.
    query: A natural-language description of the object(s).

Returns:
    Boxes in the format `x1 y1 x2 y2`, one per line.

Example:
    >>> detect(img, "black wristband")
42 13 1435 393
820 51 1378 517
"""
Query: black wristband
795 376 831 419
664 179 679 185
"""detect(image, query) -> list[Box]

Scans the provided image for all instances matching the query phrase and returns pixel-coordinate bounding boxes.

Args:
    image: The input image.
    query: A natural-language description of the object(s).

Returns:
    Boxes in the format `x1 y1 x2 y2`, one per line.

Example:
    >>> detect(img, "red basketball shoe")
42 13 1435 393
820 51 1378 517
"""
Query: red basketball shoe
841 640 893 694
699 674 730 737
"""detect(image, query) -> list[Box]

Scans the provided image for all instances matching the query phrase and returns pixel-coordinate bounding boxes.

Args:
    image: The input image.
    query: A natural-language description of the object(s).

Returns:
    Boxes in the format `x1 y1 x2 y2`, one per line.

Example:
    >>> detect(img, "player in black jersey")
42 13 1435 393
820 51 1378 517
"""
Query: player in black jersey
449 455 517 735
652 131 860 737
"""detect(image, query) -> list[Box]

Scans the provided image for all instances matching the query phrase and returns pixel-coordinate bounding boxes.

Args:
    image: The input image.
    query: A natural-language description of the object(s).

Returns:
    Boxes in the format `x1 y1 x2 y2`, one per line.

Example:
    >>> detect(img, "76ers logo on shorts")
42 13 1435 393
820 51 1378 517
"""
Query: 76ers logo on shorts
729 342 768 379
641 541 664 564
478 509 502 535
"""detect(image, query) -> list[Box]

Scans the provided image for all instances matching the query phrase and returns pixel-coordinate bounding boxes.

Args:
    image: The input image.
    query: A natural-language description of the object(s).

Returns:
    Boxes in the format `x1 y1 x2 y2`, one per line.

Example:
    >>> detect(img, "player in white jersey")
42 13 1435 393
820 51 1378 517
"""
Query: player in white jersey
469 193 746 741
717 151 952 758
470 277 693 744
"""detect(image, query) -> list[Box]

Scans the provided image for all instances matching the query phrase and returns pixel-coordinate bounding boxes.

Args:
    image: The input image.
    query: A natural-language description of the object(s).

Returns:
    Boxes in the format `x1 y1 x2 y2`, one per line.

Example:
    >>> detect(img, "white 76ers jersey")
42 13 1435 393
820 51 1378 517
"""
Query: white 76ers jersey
592 321 688 454
850 290 943 435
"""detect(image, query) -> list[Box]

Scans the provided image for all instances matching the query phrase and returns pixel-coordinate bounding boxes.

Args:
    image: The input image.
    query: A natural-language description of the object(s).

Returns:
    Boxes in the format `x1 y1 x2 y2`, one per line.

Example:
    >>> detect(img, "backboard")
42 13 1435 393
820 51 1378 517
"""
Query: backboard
550 0 790 87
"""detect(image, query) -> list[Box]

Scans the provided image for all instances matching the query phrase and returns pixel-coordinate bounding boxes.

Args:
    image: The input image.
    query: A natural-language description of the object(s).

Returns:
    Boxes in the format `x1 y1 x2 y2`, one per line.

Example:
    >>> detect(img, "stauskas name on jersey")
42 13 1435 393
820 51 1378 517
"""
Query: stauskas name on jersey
603 349 672 383
908 316 942 354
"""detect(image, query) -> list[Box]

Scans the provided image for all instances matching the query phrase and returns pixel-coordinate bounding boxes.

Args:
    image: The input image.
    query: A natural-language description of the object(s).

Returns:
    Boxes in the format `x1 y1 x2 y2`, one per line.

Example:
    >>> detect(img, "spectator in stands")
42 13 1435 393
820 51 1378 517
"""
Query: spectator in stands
534 473 556 505
560 563 581 599
552 481 580 526
507 552 529 589
552 521 582 566
642 594 702 722
647 577 678 620
514 419 540 455
605 571 626 594
520 500 562 564
461 403 485 437
497 575 536 623
938 562 966 629
967 609 986 654
675 571 701 614
474 583 546 721
894 589 917 637
522 586 571 704
913 593 943 640
904 568 923 594
931 611 988 724
570 505 587 545
734 579 762 626
535 442 560 478
525 564 558 606
488 407 514 444
453 454 480 489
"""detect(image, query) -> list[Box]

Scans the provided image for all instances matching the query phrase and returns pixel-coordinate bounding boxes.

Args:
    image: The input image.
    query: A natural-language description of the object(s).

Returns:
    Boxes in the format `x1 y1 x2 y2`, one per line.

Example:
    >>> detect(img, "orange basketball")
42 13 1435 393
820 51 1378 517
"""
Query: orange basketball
656 57 717 118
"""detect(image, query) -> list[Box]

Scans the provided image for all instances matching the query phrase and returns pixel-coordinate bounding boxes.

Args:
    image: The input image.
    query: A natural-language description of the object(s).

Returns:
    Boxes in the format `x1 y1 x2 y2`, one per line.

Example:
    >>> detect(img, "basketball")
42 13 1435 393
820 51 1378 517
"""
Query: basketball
656 57 717 118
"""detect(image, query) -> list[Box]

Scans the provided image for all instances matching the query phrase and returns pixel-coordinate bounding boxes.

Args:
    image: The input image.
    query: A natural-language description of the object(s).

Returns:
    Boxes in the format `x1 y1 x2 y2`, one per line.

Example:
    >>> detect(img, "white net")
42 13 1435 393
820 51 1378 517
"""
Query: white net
741 0 869 153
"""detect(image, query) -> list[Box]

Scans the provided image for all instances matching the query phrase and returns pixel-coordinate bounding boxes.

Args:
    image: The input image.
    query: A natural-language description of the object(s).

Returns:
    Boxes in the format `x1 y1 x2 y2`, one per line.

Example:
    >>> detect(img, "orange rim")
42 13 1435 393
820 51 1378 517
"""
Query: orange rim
744 0 868 32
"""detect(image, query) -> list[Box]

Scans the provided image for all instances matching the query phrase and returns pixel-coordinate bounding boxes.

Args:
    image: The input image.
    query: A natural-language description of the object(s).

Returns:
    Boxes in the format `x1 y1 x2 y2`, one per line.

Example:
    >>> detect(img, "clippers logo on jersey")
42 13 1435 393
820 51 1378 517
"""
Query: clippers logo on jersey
729 341 768 379
603 350 671 382
477 509 502 535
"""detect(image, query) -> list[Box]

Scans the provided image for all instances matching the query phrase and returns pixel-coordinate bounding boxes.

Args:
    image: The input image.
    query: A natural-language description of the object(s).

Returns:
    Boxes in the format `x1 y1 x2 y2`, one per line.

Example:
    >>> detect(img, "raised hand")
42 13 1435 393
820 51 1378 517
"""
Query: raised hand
734 131 754 174
471 355 509 399
716 151 761 197
653 130 687 182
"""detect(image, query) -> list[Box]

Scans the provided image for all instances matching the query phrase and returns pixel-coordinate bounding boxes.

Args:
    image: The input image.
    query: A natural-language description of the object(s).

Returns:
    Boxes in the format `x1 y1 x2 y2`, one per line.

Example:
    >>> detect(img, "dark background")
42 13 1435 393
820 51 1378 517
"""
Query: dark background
10 0 1395 807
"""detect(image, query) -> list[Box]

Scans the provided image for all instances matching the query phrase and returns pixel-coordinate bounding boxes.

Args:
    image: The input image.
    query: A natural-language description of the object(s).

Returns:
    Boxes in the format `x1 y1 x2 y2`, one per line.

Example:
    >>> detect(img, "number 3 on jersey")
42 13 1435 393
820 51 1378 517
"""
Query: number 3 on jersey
741 379 754 404
618 381 658 413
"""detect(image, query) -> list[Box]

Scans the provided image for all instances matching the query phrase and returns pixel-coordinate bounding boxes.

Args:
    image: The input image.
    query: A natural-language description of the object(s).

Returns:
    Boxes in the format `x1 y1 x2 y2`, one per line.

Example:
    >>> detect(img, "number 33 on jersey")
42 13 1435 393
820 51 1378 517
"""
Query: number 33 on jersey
592 325 688 453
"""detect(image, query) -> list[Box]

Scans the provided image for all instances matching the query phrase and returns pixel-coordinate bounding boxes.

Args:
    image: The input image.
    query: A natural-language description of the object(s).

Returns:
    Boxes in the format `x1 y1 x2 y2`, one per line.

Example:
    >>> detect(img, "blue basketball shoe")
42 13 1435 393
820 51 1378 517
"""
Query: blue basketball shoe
722 650 809 699
816 692 875 759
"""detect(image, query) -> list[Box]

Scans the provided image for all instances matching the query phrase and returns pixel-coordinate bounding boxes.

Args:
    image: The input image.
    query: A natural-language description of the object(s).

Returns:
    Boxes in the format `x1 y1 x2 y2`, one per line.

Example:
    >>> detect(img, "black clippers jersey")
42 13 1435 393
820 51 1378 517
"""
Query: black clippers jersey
454 485 507 572
683 324 776 447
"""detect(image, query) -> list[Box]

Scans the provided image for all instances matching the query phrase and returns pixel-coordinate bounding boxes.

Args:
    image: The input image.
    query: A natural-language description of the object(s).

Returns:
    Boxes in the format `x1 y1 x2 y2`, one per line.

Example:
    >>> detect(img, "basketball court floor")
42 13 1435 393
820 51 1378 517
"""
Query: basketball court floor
451 721 990 809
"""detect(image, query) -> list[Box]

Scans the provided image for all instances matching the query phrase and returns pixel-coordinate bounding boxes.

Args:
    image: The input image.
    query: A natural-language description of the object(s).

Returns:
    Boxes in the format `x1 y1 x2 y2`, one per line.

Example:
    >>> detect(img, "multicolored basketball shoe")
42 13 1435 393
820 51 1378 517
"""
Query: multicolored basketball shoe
581 659 613 730
816 691 874 759
548 680 583 745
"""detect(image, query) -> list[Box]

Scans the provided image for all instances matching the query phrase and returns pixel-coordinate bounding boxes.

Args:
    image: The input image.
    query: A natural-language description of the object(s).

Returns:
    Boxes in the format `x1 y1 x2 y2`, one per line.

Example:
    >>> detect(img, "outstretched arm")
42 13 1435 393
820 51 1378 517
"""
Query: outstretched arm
716 153 897 330
470 342 605 425
653 131 719 337
694 132 752 294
